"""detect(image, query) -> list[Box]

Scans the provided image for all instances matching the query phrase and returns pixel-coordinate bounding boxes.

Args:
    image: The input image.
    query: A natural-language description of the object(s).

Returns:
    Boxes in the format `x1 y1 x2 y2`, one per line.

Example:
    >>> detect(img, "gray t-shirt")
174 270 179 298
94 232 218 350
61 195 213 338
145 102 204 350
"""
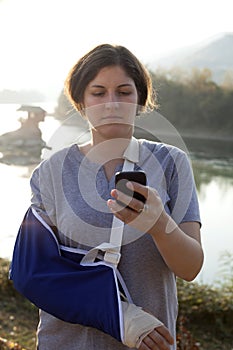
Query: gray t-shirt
31 139 201 350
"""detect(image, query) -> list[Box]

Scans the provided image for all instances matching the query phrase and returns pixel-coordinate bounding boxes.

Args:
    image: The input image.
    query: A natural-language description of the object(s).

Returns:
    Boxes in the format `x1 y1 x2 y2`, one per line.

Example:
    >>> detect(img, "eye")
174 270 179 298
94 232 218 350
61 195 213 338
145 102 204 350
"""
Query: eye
118 91 131 96
92 91 105 96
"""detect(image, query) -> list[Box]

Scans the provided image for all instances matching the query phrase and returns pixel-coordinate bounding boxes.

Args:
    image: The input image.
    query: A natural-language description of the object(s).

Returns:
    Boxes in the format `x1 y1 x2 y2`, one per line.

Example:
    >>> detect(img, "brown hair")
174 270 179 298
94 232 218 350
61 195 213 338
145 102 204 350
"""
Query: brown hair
64 44 156 112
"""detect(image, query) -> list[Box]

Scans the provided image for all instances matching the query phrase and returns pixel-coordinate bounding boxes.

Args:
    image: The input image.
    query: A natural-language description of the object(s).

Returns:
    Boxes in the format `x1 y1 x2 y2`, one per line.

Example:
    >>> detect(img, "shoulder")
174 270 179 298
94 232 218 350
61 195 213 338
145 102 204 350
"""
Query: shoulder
31 144 78 180
46 144 79 166
139 138 190 164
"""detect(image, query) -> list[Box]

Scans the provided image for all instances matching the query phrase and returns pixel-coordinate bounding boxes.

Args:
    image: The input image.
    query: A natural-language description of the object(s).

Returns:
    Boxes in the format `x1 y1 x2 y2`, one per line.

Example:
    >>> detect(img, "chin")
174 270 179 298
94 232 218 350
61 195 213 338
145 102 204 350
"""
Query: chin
96 123 133 139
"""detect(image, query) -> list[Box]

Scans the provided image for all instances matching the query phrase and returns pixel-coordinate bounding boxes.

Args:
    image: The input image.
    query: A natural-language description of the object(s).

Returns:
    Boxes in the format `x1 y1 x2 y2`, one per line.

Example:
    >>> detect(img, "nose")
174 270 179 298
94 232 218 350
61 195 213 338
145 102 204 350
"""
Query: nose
105 92 119 110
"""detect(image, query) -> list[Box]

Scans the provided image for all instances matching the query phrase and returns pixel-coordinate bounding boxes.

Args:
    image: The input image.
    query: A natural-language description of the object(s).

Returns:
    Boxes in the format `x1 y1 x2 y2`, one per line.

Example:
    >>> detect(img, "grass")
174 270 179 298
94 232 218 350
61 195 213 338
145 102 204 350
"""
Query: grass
0 259 38 350
1 257 233 350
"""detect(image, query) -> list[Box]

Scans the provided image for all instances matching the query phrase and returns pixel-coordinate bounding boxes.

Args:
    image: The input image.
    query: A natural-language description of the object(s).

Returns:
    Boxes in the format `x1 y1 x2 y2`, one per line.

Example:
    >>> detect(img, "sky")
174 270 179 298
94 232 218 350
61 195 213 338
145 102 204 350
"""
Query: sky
0 0 233 99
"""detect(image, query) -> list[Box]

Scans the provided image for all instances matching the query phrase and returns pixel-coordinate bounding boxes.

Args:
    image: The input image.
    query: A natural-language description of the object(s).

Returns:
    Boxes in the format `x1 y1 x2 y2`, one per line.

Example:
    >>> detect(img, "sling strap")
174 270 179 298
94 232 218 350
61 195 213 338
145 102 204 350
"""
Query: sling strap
81 138 139 267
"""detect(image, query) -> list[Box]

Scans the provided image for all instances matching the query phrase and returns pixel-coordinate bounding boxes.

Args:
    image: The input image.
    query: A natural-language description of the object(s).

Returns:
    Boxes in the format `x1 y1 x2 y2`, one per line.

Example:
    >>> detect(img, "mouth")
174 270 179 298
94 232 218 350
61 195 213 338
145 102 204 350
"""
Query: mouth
102 116 123 120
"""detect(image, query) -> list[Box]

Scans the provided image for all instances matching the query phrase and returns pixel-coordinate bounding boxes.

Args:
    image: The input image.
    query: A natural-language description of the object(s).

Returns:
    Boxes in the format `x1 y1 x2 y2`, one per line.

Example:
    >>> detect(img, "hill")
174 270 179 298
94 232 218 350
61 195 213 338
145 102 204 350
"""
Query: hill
150 33 233 84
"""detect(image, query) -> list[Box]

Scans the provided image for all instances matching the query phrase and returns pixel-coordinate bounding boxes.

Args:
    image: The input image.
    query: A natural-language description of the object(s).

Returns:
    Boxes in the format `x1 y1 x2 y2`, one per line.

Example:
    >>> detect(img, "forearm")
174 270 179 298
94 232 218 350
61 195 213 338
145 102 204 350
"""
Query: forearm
108 183 204 281
148 211 204 281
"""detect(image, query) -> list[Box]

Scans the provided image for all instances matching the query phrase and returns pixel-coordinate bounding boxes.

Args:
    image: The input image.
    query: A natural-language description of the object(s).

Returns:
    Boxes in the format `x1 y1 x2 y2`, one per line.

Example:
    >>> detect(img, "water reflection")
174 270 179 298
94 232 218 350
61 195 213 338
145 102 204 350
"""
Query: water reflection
189 143 233 284
184 136 233 162
192 158 233 191
0 163 33 259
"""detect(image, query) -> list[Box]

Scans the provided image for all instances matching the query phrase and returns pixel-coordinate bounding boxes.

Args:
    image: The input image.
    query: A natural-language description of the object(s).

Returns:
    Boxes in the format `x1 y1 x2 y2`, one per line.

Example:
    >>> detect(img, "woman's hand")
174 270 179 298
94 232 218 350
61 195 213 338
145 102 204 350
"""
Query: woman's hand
107 181 168 234
139 326 174 350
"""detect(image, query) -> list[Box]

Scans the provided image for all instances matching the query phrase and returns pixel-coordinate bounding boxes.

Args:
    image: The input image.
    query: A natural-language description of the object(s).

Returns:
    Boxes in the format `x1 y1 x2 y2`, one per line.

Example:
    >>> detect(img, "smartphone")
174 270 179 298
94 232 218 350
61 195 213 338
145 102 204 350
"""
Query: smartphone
115 171 147 209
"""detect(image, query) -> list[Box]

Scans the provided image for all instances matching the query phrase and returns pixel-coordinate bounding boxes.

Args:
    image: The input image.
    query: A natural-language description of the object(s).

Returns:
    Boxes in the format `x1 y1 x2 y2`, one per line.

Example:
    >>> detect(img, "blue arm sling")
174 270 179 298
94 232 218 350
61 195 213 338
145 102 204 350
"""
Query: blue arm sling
10 207 123 341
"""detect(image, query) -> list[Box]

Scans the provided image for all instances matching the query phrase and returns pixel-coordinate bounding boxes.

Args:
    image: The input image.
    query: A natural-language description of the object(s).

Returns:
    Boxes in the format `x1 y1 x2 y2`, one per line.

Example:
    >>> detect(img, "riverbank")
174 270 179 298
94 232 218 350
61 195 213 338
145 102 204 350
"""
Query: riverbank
1 258 232 350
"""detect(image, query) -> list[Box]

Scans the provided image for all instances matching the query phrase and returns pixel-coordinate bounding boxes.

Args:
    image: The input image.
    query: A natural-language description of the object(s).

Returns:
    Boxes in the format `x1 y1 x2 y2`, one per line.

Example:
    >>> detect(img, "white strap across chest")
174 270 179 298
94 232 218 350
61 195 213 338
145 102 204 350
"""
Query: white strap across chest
81 140 138 268
104 158 135 265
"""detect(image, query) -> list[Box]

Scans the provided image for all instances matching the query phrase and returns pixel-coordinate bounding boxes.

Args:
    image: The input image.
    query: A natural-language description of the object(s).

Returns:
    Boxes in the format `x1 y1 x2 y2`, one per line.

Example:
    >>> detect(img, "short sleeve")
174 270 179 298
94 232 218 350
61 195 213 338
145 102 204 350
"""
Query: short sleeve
30 162 57 227
168 150 201 226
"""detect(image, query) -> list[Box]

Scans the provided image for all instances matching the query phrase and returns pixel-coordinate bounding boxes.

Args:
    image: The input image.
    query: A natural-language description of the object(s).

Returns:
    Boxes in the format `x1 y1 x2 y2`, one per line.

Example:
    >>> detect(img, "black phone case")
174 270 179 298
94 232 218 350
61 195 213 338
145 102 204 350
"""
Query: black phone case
115 171 147 206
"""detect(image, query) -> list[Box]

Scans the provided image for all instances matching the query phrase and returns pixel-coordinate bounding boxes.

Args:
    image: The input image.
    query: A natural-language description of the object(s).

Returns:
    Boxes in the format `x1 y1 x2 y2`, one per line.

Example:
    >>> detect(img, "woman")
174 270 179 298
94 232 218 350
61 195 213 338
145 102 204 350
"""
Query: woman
11 44 203 350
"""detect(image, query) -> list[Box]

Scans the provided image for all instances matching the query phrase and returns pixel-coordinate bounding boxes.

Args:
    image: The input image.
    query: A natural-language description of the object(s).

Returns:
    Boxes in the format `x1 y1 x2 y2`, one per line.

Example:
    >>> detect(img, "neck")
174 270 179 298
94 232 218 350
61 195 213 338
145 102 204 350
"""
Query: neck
87 137 131 163
79 136 132 181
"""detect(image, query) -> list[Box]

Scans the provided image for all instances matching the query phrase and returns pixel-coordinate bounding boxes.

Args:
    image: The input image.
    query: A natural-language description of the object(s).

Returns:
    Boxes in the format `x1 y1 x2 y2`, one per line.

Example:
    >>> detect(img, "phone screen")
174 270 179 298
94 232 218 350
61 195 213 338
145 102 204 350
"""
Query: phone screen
115 171 147 207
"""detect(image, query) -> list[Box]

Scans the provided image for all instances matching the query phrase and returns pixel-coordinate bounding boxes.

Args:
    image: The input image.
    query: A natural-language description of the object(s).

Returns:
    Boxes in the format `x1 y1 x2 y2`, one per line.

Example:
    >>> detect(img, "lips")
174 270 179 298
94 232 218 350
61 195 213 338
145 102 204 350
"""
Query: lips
100 116 126 125
102 116 123 120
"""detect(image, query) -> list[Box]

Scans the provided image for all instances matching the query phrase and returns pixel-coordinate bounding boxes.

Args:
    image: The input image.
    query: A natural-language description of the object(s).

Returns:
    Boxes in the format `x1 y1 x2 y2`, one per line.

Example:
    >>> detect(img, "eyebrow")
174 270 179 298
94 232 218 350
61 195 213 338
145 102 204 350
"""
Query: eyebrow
90 83 133 88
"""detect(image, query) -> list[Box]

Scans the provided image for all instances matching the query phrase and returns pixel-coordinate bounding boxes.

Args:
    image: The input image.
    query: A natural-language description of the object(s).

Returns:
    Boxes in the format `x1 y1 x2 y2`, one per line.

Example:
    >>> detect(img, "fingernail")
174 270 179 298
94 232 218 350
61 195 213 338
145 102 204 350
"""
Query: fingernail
108 199 113 206
126 181 133 190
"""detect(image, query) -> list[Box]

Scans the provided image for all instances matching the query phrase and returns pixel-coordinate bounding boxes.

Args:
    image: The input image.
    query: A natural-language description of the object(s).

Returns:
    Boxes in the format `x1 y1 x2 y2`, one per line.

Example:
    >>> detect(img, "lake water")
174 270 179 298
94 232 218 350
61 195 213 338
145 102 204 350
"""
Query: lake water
0 104 232 285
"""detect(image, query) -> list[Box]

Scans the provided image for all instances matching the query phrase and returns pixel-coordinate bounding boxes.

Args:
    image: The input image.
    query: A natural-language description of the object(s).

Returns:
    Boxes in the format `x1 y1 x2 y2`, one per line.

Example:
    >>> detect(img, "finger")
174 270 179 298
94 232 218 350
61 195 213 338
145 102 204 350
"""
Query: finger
111 189 117 198
147 327 174 350
138 339 155 350
126 181 149 199
107 199 126 213
156 326 174 345
107 199 133 217
111 188 132 208
142 334 160 350
138 336 159 350
111 189 144 213
107 199 141 225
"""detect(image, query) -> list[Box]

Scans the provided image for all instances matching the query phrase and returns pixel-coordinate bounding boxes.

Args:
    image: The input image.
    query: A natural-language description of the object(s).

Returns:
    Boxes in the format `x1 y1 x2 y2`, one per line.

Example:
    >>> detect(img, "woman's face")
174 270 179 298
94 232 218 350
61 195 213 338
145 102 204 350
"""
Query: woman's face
83 65 138 140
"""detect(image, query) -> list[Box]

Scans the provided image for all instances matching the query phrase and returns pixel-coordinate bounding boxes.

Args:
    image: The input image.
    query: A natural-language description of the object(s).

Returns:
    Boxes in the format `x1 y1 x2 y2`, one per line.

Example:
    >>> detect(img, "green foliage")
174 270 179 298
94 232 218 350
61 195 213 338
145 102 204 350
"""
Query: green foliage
0 259 16 297
0 259 38 349
150 68 233 138
177 278 233 322
177 252 233 348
